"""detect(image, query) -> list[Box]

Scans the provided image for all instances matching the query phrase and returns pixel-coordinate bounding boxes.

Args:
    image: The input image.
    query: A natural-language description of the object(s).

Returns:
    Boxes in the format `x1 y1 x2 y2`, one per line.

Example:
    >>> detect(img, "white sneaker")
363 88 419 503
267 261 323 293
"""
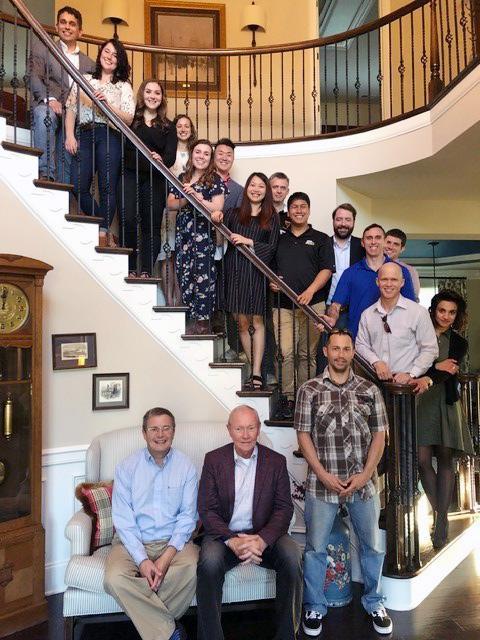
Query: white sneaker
370 605 393 634
302 609 323 636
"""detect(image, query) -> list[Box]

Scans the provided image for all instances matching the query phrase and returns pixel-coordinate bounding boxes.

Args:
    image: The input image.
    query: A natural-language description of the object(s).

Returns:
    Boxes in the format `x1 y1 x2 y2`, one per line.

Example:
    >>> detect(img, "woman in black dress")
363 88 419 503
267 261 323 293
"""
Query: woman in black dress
416 289 474 549
122 79 177 276
211 172 279 388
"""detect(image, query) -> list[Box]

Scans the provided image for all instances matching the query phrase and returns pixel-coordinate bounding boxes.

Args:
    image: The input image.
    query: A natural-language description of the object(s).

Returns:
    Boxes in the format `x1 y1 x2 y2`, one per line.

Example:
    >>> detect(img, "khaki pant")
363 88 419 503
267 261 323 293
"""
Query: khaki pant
104 538 199 640
273 301 325 400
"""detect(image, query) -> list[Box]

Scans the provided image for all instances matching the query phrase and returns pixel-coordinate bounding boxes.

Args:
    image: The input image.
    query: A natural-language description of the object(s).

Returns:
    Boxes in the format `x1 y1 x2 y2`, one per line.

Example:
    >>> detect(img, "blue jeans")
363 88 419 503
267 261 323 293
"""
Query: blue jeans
33 103 72 182
304 493 385 615
71 124 121 231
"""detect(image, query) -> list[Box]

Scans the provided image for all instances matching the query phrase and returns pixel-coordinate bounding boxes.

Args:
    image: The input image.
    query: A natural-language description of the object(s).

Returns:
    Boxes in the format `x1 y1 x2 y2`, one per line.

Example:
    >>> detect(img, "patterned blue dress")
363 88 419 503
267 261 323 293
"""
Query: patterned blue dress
169 173 225 320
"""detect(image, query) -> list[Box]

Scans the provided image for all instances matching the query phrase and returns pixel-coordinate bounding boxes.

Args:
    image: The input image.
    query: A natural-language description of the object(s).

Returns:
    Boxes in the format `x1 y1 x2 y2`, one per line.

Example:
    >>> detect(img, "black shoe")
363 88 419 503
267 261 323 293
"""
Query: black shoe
432 514 449 550
370 606 393 635
302 610 323 636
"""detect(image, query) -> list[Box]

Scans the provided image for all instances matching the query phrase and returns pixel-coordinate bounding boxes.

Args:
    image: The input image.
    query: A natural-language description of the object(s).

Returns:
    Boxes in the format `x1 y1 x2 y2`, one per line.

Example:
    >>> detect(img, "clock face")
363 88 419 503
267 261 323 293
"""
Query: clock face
0 283 30 334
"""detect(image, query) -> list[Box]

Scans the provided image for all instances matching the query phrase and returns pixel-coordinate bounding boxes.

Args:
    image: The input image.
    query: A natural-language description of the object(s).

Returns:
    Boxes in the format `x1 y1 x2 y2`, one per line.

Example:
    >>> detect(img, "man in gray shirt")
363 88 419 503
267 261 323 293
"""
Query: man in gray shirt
355 262 438 393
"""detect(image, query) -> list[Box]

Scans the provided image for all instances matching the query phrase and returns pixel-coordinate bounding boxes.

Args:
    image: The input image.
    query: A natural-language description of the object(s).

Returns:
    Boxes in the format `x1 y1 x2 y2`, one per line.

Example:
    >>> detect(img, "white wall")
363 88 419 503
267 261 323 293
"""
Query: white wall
0 183 228 450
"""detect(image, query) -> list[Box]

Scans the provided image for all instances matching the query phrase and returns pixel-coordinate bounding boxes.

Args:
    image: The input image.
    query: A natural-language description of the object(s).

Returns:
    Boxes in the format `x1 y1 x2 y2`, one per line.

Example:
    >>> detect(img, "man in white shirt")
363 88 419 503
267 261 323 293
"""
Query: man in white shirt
30 6 94 182
355 262 438 392
197 405 302 640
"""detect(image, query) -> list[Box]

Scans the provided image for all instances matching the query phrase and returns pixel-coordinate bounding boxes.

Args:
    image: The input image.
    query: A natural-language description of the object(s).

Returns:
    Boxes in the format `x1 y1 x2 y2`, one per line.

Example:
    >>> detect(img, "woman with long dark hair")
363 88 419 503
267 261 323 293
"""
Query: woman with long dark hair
122 79 177 276
65 39 135 246
211 172 280 388
167 139 225 333
159 114 197 303
416 289 474 549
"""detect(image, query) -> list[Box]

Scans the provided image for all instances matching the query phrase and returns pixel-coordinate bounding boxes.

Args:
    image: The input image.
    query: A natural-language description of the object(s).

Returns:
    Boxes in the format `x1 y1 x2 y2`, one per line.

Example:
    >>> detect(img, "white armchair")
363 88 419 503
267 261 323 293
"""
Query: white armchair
63 423 277 640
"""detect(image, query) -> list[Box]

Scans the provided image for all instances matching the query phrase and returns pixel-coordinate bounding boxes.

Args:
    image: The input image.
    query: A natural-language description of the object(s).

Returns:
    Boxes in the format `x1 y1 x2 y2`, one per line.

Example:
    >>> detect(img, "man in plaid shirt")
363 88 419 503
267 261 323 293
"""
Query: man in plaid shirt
294 329 393 637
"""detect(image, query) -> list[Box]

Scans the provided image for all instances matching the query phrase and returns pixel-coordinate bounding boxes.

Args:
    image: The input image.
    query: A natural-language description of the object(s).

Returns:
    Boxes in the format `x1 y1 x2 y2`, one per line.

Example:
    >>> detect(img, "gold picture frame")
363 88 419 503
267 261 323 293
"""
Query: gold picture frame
144 1 226 98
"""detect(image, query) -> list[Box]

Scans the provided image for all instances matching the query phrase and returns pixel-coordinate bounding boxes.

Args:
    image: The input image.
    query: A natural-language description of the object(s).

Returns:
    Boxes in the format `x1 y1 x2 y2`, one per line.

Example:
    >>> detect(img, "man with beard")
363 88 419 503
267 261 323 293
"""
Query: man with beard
326 203 365 319
294 330 393 637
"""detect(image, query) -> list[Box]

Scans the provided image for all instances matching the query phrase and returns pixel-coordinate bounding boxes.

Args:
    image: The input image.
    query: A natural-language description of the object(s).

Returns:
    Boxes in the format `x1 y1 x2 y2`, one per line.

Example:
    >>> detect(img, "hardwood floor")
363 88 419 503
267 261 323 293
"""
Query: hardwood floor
6 549 480 640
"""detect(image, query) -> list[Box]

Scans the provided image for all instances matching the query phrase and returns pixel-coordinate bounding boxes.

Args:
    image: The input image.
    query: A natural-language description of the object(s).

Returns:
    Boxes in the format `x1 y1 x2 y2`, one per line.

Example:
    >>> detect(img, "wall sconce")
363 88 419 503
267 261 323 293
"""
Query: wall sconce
241 1 266 87
102 0 129 40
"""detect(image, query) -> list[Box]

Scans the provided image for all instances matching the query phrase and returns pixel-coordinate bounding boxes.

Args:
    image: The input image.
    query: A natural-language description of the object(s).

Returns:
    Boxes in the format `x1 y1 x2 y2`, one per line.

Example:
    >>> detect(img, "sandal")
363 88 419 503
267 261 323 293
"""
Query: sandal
250 375 264 390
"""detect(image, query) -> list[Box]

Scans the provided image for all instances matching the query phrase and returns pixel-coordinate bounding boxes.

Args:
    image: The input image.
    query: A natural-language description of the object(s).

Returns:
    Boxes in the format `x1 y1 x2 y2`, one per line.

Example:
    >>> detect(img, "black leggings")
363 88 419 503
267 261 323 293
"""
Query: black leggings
418 444 455 516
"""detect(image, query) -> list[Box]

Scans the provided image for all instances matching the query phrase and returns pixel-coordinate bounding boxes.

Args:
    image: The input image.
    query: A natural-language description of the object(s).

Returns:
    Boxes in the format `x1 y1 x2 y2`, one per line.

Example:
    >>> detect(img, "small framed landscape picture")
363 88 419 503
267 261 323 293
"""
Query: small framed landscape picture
52 333 97 370
92 373 130 411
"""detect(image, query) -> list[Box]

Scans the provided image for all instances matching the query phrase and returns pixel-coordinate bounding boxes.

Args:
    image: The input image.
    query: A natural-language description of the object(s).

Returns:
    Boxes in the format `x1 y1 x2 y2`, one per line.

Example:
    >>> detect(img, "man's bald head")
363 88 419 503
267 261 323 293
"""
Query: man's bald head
377 261 404 302
227 405 260 458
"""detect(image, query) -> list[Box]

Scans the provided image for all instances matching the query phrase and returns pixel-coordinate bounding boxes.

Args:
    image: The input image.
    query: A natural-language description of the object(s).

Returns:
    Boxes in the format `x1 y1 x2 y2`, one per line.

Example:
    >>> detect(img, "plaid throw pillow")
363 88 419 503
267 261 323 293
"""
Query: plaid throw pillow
75 481 114 551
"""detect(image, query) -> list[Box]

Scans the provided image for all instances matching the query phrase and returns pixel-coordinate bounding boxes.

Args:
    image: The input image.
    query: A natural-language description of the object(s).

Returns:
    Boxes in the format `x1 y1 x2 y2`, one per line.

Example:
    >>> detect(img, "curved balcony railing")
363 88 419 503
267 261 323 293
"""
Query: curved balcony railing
1 0 479 144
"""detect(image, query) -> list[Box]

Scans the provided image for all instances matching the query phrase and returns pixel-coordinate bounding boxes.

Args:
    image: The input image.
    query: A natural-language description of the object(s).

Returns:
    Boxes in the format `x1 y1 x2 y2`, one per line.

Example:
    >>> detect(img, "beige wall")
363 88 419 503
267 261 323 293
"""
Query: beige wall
466 279 480 370
0 182 228 450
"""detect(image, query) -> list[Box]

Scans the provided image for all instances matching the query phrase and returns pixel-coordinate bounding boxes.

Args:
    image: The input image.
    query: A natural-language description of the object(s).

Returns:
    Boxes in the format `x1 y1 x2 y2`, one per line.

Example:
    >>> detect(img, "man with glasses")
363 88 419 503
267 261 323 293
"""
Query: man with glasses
104 407 198 640
295 330 393 636
355 262 437 392
196 404 303 640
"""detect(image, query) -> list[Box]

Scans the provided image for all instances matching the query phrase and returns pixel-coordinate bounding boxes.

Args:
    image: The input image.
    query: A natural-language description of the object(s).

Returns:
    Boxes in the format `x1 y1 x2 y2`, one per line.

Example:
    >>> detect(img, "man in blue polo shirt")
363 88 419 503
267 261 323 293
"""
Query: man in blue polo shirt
324 223 415 337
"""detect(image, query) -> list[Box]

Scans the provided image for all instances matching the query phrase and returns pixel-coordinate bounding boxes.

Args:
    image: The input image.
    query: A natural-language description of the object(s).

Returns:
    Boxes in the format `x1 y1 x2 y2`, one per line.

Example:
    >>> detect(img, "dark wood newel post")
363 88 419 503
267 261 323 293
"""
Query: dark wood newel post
428 0 445 100
459 372 480 512
383 382 421 576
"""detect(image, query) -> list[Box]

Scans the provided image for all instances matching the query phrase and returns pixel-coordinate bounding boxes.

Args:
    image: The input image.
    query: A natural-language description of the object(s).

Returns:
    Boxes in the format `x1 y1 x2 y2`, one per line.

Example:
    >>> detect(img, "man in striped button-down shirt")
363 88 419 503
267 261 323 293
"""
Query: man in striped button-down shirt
294 330 393 637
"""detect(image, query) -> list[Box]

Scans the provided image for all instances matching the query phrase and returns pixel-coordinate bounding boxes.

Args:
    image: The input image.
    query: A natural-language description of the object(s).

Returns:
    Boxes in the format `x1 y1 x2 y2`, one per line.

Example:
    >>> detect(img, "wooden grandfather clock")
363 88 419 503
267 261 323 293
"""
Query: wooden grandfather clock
0 254 52 635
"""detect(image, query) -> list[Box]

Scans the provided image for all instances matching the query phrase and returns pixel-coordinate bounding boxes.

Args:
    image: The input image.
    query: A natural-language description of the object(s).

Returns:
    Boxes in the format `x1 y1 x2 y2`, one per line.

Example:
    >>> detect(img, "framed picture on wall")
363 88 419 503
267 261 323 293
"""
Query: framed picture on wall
144 1 226 97
92 373 130 411
52 333 97 370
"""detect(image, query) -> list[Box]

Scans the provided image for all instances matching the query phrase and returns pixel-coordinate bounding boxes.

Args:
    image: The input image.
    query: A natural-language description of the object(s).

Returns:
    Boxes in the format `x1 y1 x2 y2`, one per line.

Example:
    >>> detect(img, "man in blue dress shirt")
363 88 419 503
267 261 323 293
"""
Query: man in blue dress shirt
324 223 416 338
104 407 198 640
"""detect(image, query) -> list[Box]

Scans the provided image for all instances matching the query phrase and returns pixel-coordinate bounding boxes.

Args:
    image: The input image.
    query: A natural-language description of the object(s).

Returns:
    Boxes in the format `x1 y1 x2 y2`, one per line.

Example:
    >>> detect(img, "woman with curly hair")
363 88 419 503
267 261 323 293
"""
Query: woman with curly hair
65 39 135 245
167 139 225 333
122 79 177 276
416 289 474 549
211 173 280 388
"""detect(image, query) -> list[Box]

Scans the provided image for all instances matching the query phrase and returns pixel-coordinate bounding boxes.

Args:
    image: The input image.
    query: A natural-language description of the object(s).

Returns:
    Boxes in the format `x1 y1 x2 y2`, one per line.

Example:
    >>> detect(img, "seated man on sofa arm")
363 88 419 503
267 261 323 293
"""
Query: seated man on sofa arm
104 407 199 640
196 404 303 640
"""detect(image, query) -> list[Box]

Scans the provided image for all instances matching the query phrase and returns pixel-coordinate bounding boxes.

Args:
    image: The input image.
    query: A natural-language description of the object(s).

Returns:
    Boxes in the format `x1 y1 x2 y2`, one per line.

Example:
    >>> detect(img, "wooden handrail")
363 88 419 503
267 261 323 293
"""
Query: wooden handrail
1 1 431 56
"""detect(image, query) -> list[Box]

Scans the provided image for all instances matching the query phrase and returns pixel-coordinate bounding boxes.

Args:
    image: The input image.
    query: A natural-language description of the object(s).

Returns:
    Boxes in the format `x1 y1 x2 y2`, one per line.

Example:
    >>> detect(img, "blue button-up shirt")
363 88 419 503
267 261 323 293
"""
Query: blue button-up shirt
332 256 415 337
112 447 198 566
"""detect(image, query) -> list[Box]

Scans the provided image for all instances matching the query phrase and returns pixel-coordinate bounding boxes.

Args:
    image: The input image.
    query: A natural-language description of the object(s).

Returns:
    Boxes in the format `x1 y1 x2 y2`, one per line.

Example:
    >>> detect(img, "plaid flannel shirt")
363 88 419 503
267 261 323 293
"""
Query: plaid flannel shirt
294 368 388 503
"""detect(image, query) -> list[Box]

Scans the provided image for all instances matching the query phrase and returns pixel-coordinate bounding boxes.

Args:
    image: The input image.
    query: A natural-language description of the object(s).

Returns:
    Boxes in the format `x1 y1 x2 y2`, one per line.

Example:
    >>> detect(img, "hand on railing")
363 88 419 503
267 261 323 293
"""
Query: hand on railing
210 210 224 224
316 314 335 334
374 361 393 381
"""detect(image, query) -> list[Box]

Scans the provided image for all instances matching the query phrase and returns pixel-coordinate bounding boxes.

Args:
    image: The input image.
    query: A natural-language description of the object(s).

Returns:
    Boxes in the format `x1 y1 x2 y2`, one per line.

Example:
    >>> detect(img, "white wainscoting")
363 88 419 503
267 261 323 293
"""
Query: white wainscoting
42 445 88 595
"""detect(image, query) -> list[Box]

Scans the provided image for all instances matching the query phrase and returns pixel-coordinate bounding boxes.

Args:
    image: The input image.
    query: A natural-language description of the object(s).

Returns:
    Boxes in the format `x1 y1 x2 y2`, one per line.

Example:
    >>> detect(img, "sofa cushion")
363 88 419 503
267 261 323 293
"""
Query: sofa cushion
75 482 114 551
64 543 276 603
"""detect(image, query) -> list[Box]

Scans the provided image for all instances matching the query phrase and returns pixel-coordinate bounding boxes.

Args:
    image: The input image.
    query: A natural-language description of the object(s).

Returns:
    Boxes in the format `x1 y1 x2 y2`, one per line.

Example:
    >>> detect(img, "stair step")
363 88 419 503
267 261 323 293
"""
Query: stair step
125 277 162 284
264 419 294 428
33 178 74 192
209 362 245 369
181 333 222 340
236 389 273 398
95 246 133 255
65 214 104 225
2 140 42 157
153 306 189 313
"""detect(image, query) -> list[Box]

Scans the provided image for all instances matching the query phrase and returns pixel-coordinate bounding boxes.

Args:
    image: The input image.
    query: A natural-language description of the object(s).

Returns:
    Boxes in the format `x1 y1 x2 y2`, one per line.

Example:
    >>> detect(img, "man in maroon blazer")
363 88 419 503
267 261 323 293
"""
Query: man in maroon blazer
196 405 303 640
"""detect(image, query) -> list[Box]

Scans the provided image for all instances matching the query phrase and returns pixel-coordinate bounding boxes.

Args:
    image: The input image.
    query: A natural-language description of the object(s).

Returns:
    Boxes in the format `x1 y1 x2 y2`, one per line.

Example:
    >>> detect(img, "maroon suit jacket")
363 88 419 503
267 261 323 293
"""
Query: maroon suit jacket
198 442 293 547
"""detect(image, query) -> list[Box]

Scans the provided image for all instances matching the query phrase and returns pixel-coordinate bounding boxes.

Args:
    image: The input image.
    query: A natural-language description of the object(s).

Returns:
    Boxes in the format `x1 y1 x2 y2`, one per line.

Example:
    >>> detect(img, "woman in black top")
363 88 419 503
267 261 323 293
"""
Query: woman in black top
122 79 177 276
417 289 474 549
211 172 279 388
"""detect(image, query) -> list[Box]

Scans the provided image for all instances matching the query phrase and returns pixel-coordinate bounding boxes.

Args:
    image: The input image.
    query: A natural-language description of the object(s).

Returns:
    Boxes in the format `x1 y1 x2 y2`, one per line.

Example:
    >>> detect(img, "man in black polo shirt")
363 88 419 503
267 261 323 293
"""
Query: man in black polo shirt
271 192 334 405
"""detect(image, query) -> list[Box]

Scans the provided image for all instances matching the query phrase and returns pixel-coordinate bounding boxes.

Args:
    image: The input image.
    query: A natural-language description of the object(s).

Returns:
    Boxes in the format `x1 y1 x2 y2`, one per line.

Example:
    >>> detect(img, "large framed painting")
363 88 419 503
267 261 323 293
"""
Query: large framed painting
145 1 226 98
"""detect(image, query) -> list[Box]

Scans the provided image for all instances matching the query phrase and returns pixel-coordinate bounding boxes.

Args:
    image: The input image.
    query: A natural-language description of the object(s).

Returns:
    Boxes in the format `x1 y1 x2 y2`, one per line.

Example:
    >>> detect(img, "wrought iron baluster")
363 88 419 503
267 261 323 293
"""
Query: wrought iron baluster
388 22 393 118
377 28 383 123
248 52 253 140
227 55 232 138
334 42 339 130
301 48 305 137
290 50 295 138
345 38 350 129
281 52 285 139
11 10 19 140
0 20 5 113
438 0 446 84
453 0 461 75
238 55 242 141
323 45 328 131
410 10 416 110
421 4 428 106
399 16 405 114
355 36 360 126
268 52 273 140
367 31 372 123
259 51 263 140
205 53 211 140
460 0 468 68
312 47 318 135
444 0 453 83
